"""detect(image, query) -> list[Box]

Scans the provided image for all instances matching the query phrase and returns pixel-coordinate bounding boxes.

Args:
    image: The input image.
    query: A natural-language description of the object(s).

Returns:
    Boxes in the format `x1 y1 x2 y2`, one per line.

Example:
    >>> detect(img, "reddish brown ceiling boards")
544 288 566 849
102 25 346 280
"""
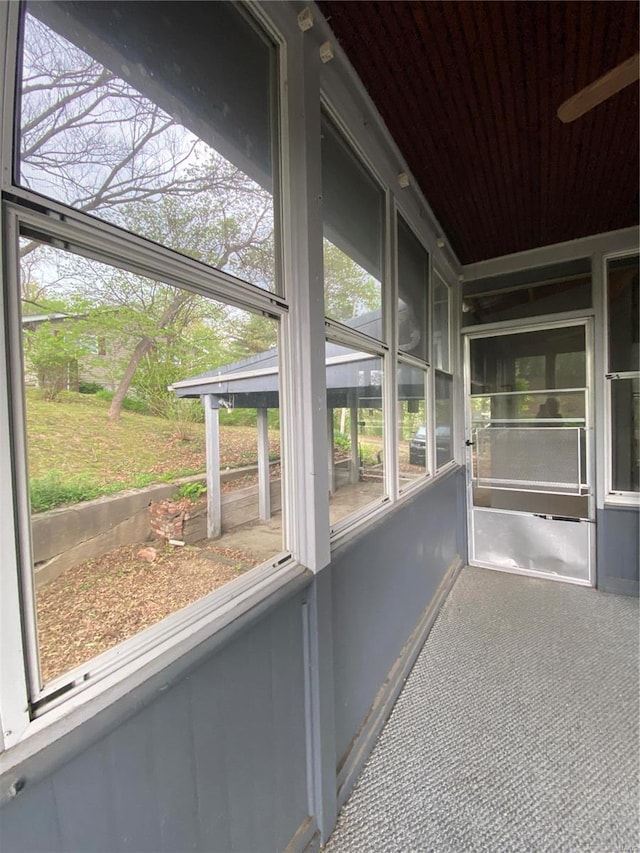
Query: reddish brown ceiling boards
317 1 639 264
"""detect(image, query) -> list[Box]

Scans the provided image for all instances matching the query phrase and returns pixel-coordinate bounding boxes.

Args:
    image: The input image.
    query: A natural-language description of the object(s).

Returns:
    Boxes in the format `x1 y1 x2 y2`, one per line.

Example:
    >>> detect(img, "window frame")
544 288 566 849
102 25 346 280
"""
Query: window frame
0 0 314 738
0 0 464 751
603 250 640 505
396 354 430 494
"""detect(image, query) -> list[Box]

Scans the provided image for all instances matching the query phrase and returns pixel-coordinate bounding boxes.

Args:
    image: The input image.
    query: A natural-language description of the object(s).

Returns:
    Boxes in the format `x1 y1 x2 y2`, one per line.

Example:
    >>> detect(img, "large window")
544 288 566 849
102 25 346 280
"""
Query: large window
396 215 431 486
321 113 384 337
19 2 279 292
322 114 388 529
606 254 639 496
7 0 287 713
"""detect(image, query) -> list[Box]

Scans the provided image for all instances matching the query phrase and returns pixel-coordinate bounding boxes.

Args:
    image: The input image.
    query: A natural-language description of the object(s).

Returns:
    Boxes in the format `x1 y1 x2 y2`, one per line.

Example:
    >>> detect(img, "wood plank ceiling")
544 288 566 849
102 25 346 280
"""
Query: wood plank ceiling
317 1 639 265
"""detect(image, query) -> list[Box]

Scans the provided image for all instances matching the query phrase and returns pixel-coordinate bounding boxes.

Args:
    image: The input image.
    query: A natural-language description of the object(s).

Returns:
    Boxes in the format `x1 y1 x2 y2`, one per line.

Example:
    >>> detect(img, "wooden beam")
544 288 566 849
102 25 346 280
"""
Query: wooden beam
204 395 222 539
257 407 271 521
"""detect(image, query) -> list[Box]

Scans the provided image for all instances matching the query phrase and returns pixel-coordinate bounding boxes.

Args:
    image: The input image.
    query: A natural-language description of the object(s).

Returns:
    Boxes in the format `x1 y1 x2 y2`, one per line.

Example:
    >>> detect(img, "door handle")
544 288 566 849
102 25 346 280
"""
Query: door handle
465 439 474 447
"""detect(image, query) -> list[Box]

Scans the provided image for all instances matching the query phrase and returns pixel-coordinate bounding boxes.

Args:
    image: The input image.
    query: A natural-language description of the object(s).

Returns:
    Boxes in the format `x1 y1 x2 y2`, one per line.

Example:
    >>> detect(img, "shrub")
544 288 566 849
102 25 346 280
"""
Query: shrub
78 380 103 395
175 481 207 501
30 471 108 512
95 389 149 414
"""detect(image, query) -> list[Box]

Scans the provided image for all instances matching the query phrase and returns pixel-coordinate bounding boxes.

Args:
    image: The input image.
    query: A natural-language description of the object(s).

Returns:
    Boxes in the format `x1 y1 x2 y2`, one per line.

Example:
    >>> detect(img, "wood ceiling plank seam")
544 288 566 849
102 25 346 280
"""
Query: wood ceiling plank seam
445 1 505 261
585 7 619 236
603 94 640 233
468 2 520 259
409 1 483 253
538 4 554 250
405 1 483 259
482 2 524 255
500 2 528 253
547 3 573 243
556 3 587 245
449 0 498 261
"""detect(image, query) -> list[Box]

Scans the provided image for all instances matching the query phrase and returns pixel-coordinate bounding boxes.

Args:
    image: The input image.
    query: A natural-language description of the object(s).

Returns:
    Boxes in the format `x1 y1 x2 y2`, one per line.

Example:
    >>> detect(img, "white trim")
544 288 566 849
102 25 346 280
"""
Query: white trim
276 2 331 571
6 199 288 319
461 307 594 336
324 318 388 355
462 226 640 281
601 249 640 505
0 204 30 750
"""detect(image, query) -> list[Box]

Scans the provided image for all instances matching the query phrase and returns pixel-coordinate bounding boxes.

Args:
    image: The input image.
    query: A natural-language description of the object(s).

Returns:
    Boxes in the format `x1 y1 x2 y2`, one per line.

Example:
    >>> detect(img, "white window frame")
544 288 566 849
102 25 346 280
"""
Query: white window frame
0 0 465 752
0 0 325 744
396 354 431 494
603 250 640 505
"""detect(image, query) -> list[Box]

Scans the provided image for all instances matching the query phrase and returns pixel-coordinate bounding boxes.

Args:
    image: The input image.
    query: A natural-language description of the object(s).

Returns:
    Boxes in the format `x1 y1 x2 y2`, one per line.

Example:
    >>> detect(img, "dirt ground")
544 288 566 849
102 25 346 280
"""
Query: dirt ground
36 539 259 684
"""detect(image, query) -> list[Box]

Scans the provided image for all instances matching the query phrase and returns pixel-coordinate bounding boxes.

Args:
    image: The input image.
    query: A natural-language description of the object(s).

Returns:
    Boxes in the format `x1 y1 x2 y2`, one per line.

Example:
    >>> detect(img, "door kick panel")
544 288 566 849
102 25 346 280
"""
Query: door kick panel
472 509 590 581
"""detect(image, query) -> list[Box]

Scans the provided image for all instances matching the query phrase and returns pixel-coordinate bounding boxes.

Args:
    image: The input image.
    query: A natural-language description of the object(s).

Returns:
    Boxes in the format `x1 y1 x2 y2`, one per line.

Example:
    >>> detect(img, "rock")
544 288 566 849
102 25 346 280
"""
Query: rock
137 546 158 563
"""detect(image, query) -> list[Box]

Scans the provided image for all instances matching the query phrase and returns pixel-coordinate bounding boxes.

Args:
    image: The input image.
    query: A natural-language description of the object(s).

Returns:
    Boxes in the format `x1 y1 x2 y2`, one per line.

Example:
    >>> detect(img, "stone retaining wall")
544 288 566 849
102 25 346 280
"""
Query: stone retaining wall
32 466 281 587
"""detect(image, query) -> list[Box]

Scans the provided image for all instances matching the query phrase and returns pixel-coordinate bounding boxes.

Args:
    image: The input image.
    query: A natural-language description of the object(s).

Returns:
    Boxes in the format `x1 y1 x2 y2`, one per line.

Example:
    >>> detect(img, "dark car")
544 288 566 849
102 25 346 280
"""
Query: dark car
409 424 427 466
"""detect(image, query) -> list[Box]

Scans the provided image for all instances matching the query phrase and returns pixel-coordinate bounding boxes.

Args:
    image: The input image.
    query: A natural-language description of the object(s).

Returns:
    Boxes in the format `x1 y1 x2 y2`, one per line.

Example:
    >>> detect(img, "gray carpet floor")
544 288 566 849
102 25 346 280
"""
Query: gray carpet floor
325 567 640 852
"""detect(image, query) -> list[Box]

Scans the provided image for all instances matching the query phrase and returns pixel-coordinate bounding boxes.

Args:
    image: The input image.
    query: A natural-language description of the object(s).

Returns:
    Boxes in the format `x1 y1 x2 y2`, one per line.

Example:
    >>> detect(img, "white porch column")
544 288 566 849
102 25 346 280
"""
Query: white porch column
204 394 222 539
327 407 336 494
257 407 271 521
349 394 360 484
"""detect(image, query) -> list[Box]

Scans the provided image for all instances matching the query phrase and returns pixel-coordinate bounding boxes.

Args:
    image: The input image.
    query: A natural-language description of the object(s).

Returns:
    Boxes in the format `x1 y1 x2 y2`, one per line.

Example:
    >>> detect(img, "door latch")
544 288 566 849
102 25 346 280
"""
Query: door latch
465 439 474 447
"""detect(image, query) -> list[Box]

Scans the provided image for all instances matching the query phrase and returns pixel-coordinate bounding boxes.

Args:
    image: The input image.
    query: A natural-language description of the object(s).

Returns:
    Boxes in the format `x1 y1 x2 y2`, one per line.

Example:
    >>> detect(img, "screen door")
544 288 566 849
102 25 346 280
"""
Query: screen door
465 321 594 584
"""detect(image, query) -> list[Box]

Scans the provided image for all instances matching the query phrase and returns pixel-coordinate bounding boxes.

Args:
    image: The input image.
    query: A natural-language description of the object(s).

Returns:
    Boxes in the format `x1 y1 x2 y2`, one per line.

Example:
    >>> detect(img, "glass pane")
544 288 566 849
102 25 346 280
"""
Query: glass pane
397 363 427 487
470 326 586 394
462 258 591 325
607 255 639 374
611 377 640 493
326 342 385 525
20 3 278 291
397 217 428 361
435 371 453 468
470 392 585 426
433 271 449 371
321 115 384 334
20 237 283 686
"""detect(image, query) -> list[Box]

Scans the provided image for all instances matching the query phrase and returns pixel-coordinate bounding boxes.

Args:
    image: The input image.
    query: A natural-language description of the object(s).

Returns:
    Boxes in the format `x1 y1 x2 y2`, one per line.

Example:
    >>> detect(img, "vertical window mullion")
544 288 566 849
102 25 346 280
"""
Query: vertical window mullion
0 206 31 745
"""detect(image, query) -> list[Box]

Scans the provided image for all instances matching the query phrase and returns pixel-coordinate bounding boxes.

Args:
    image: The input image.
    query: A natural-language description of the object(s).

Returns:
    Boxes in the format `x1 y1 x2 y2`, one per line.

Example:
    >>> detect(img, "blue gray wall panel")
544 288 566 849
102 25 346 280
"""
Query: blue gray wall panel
0 471 466 852
331 469 462 766
0 591 311 853
597 507 640 595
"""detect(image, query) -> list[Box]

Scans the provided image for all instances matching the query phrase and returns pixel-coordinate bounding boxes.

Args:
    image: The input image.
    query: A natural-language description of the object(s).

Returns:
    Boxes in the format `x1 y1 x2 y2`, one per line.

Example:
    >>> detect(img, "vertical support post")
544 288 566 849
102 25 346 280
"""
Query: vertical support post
257 407 271 521
204 395 222 539
349 394 359 484
327 407 336 494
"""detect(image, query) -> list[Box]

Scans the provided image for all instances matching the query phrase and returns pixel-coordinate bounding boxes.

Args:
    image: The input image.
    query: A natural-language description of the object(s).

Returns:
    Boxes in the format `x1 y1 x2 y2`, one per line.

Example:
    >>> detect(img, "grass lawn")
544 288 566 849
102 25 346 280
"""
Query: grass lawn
25 389 280 511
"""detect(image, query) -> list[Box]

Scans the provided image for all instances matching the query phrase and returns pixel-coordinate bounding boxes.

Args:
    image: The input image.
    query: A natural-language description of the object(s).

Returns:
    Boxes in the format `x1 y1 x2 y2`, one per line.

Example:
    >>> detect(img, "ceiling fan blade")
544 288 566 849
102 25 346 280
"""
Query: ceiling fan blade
557 52 639 123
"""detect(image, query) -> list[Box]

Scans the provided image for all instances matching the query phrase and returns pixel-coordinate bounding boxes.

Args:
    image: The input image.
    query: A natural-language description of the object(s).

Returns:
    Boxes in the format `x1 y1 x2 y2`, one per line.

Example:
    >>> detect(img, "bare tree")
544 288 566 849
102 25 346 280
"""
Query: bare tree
19 12 276 420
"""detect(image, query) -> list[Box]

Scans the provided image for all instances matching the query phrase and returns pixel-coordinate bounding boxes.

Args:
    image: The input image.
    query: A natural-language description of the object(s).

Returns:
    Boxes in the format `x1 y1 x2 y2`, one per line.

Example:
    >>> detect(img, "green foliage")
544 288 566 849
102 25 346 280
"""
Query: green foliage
333 431 351 451
323 240 380 323
175 481 207 501
22 318 91 400
78 380 103 395
358 443 382 467
95 389 149 414
30 471 117 512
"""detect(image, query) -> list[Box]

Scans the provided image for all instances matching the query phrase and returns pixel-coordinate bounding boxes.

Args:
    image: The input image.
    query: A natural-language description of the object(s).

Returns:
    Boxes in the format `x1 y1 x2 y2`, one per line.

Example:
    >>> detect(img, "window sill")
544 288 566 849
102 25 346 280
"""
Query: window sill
0 559 312 803
603 495 640 509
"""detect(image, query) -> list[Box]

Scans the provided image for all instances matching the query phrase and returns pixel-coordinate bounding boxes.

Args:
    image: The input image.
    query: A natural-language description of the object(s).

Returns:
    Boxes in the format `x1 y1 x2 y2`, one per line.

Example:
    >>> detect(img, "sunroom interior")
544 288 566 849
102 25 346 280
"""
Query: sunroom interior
0 1 638 851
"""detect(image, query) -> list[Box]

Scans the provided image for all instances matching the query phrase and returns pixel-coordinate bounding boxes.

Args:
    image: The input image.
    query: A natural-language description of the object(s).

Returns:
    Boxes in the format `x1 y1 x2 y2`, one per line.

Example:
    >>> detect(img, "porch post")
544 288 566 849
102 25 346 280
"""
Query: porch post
327 407 336 494
349 393 359 484
203 394 222 539
257 407 271 521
